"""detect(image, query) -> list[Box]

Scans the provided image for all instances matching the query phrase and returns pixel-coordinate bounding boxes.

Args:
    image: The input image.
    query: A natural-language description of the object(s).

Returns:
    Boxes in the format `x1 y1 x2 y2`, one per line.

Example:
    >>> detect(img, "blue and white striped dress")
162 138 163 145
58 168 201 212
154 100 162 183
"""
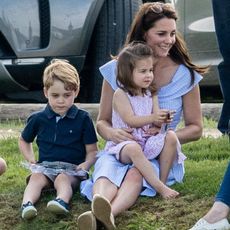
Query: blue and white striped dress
80 59 202 200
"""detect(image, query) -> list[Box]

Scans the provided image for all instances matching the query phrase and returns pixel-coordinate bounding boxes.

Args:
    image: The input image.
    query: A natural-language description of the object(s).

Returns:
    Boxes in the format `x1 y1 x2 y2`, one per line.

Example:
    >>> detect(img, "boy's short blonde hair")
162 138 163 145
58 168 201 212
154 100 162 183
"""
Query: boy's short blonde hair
43 59 80 92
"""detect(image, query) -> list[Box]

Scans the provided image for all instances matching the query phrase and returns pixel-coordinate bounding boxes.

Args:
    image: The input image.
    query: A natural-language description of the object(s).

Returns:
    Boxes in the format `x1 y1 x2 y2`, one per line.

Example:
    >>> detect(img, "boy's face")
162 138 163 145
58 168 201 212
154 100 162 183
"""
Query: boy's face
43 79 78 116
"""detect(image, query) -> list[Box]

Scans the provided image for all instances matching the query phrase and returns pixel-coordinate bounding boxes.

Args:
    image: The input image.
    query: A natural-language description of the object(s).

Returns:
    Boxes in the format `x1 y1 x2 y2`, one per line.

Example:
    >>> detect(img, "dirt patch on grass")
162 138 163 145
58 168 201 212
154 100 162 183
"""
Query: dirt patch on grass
0 129 20 139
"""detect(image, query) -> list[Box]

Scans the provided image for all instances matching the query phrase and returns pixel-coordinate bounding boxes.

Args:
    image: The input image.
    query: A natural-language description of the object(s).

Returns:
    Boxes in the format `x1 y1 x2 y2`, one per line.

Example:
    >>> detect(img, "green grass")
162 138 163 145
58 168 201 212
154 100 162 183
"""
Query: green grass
0 120 229 230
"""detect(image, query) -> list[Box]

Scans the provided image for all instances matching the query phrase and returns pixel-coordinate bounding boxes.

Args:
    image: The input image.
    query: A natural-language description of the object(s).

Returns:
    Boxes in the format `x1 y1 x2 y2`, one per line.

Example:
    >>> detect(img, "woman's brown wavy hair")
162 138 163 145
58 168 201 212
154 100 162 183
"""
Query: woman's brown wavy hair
125 2 209 83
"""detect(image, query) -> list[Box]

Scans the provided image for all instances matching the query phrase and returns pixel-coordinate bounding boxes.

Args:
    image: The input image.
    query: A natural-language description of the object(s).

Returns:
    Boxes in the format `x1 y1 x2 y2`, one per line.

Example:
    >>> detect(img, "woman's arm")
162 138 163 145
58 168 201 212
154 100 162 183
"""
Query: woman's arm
176 85 203 144
96 80 134 143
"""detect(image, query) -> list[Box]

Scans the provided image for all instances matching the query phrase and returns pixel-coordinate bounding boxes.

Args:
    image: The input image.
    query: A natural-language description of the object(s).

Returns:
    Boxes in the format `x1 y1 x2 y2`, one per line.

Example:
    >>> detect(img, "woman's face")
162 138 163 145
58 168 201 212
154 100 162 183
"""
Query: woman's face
144 18 176 57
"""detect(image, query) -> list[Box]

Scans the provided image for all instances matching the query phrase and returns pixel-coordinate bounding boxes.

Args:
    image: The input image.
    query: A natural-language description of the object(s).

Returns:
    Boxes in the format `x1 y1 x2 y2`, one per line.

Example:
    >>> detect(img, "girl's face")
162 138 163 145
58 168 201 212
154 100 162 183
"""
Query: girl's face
43 79 77 116
133 56 154 94
144 18 176 57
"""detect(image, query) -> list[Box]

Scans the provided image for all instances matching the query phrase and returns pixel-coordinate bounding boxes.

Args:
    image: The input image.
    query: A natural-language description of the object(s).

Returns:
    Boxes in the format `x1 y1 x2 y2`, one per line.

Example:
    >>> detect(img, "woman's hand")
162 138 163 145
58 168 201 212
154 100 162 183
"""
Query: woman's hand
110 127 134 144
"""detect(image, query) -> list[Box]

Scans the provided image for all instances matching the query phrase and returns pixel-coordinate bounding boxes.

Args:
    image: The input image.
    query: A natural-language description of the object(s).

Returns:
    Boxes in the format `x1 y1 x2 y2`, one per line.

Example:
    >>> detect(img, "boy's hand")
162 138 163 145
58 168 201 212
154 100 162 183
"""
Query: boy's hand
76 162 88 171
28 159 36 164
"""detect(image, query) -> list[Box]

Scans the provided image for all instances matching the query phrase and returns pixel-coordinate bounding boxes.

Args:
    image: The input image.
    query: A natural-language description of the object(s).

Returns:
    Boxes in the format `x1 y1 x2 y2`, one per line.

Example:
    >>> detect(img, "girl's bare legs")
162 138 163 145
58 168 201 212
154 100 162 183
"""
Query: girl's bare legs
22 173 51 204
54 173 79 203
203 201 229 223
159 130 178 183
120 143 179 199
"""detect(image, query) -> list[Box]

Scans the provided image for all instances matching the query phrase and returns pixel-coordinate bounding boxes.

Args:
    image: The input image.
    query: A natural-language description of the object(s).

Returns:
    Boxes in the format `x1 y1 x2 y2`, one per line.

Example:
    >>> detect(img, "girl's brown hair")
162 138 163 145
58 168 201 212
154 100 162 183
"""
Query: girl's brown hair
116 42 157 96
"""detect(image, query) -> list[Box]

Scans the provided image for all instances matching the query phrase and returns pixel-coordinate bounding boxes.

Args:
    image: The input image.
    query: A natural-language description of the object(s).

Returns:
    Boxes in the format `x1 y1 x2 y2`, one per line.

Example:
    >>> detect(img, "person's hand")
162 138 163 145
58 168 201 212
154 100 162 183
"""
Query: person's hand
143 126 161 136
110 127 134 143
152 110 175 125
76 162 88 171
165 110 176 124
28 159 36 164
151 109 170 125
75 163 89 180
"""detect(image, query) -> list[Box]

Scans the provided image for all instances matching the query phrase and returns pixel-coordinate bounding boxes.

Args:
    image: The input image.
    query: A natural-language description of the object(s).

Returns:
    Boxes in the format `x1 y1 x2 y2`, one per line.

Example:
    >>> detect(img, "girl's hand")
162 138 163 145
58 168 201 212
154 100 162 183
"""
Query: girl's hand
152 110 176 125
110 127 134 144
165 110 176 124
152 109 170 125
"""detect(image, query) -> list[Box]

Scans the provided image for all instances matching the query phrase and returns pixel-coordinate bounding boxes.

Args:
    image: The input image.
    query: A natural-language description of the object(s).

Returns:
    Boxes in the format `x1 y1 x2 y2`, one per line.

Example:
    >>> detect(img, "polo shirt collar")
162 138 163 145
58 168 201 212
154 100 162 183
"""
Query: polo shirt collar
45 104 79 119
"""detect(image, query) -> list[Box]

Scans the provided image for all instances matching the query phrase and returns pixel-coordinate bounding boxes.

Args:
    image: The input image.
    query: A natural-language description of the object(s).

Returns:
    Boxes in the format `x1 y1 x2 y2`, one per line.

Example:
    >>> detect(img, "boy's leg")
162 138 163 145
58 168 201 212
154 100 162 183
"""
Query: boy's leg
158 130 177 183
47 173 79 214
54 173 79 203
22 173 51 219
22 173 51 204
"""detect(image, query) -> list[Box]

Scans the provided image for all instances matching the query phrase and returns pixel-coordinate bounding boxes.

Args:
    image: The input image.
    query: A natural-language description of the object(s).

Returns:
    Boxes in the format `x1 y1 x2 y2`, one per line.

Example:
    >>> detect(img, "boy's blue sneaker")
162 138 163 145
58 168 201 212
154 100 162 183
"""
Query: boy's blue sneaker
47 198 69 215
21 201 37 220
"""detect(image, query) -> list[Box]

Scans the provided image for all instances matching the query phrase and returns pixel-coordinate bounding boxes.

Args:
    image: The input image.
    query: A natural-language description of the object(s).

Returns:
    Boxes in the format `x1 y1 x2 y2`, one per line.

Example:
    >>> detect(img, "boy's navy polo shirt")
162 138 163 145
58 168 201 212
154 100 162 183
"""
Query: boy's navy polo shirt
21 104 98 165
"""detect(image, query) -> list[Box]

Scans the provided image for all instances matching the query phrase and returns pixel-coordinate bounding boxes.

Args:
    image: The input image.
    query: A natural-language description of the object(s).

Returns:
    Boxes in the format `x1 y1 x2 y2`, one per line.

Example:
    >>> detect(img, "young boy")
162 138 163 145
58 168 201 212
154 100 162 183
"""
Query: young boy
19 59 98 220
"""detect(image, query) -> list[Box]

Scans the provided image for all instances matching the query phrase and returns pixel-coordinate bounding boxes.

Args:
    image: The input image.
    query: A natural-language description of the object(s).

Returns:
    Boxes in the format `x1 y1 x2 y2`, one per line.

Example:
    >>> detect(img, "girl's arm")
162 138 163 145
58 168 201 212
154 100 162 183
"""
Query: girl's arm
96 80 134 143
152 94 159 114
77 143 98 171
176 85 203 144
18 136 36 163
113 89 169 128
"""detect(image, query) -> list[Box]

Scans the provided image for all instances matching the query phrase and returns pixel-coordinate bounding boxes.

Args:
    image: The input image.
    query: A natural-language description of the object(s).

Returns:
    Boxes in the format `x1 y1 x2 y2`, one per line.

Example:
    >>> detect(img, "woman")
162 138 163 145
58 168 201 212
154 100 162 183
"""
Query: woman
78 2 209 230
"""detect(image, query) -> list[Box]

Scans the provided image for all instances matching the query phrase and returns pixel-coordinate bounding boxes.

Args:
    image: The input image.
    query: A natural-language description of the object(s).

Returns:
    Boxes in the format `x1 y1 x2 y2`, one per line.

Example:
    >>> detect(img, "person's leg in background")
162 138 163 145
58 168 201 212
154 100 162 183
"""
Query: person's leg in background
200 162 230 223
215 162 230 210
189 162 230 230
212 0 230 135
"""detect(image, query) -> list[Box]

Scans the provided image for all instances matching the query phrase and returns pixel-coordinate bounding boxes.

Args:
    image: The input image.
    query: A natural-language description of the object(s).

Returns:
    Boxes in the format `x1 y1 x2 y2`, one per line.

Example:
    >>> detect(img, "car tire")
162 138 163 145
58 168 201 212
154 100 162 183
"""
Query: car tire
79 0 143 103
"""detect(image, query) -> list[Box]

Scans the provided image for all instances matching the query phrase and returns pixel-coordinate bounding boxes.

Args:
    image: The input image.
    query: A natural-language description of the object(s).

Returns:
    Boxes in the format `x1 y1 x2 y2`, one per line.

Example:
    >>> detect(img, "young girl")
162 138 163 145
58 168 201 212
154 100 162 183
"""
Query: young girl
104 42 186 199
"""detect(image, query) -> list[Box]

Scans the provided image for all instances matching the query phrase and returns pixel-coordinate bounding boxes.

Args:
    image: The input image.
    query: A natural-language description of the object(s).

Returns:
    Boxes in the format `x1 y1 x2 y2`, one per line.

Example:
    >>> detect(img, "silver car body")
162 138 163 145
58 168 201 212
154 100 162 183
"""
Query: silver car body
169 0 222 88
0 0 222 102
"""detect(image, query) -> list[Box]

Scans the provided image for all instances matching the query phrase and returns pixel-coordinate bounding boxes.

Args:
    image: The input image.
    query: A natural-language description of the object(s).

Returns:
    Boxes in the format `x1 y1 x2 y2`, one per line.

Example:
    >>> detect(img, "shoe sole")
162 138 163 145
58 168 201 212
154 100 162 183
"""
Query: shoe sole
47 201 69 215
22 208 37 220
91 194 116 230
78 211 97 230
